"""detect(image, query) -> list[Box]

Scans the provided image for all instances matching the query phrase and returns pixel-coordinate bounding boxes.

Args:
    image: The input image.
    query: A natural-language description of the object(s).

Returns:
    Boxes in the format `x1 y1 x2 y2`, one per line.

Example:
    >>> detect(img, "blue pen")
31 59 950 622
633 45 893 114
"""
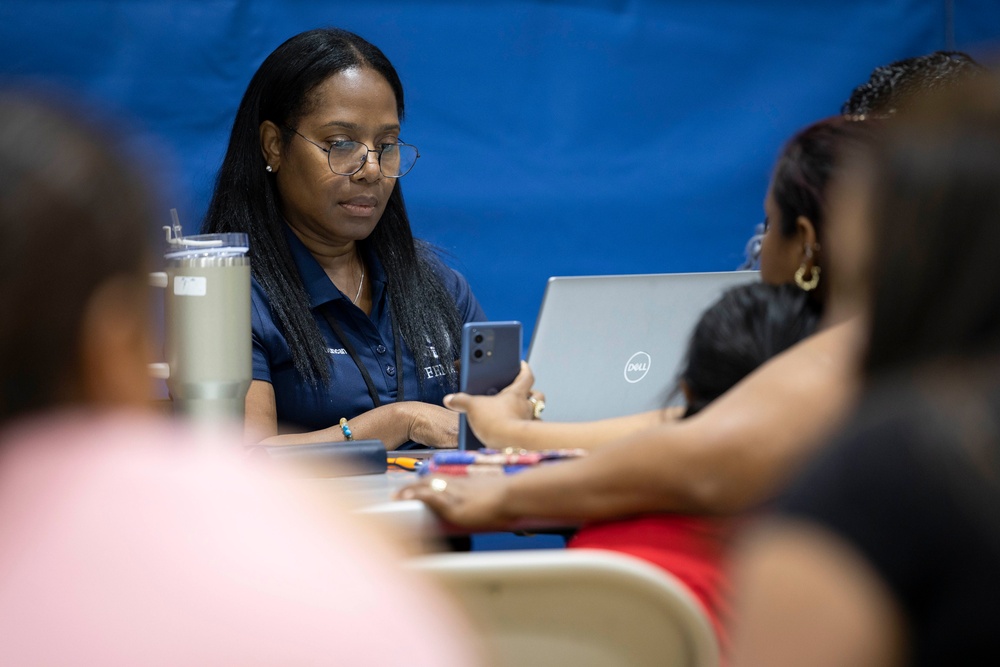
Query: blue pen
431 452 479 465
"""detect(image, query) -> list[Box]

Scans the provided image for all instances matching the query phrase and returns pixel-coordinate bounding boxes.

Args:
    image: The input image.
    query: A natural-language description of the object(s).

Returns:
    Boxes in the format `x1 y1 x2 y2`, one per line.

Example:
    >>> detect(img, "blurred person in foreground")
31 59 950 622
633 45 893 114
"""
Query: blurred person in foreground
733 74 1000 667
0 91 480 666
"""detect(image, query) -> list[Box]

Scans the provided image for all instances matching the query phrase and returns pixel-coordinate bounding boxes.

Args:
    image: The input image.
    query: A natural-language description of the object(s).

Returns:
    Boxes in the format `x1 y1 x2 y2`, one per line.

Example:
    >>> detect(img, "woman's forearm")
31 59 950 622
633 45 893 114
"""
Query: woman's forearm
499 408 676 452
247 379 461 449
501 325 859 518
404 322 861 525
260 402 415 448
498 419 724 521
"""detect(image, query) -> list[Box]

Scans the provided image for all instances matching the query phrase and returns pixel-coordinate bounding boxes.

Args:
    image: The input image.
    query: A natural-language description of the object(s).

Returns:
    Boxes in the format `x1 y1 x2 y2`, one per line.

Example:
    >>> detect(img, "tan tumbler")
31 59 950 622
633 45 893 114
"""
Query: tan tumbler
150 227 251 423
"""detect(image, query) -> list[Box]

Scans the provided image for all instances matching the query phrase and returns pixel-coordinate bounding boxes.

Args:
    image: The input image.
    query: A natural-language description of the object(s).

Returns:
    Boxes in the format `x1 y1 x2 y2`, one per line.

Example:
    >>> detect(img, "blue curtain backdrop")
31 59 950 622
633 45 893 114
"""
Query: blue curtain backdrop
2 0 998 343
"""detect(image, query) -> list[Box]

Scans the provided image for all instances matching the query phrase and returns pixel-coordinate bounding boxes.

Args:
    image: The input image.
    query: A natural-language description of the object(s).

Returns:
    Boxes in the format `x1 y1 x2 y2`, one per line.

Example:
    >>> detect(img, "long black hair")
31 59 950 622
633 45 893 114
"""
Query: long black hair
675 282 821 417
202 28 463 386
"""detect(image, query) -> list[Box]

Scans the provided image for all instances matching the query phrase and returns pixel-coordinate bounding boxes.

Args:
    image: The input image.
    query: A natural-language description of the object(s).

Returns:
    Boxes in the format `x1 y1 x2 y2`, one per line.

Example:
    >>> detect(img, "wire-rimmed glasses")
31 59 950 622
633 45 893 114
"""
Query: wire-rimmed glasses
288 128 420 178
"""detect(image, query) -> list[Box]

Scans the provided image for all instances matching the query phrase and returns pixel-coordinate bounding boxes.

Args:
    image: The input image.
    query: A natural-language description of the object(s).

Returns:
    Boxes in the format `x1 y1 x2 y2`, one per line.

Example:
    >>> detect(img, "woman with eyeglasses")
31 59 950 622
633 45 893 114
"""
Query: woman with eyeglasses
203 28 491 448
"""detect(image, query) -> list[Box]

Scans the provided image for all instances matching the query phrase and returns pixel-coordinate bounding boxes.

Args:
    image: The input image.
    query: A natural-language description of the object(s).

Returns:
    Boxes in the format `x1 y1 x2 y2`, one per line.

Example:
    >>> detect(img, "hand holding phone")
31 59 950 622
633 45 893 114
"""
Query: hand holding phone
458 321 522 450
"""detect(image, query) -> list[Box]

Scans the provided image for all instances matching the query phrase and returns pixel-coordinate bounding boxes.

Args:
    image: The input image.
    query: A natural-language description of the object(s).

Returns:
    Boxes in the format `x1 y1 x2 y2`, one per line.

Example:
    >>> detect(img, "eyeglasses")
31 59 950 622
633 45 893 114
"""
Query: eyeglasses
288 128 420 178
738 219 765 270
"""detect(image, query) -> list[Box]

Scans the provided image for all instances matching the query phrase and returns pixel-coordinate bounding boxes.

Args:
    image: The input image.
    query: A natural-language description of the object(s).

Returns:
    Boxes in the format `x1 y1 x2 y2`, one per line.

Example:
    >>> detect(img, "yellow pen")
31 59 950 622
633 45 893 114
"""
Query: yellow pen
386 457 421 471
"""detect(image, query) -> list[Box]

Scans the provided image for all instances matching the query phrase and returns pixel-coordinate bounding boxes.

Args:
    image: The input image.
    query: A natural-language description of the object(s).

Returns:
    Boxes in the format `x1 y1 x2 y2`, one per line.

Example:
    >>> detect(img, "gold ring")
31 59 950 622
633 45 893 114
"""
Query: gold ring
430 478 448 493
528 396 545 420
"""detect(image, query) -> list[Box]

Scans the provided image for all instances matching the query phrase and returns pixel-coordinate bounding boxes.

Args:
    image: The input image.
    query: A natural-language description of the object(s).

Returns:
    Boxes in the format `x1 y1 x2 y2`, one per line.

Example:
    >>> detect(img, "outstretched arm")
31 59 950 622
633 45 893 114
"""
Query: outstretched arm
446 362 679 452
400 321 860 527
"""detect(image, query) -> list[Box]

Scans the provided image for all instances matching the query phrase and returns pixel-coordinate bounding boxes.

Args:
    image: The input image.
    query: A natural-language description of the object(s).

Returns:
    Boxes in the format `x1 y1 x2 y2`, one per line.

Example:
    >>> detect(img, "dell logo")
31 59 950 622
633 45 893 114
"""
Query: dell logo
624 351 651 383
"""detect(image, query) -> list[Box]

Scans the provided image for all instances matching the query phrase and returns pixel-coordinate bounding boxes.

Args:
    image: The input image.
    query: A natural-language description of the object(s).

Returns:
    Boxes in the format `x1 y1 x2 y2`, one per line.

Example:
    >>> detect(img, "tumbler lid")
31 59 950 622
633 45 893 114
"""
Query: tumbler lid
164 231 249 260
162 209 249 260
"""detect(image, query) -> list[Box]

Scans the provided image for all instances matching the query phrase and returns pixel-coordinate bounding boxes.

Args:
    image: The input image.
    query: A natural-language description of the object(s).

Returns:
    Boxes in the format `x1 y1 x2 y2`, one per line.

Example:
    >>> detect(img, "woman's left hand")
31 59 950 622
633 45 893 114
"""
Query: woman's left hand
403 402 461 448
397 474 513 530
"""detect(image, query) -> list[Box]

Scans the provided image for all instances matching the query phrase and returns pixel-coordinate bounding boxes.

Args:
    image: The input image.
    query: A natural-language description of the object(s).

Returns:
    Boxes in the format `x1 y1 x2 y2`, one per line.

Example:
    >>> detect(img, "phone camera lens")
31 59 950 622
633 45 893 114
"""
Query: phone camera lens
474 334 484 344
473 349 484 359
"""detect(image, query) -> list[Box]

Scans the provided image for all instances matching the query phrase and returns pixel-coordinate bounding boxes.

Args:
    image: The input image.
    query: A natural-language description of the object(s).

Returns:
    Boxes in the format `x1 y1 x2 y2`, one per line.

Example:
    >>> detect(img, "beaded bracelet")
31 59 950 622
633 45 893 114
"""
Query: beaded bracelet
339 417 354 441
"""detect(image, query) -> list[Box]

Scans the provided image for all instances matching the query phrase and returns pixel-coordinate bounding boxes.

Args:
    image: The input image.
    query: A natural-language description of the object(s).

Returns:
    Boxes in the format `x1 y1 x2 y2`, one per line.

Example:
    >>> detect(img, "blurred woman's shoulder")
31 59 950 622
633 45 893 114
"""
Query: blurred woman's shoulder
0 410 482 666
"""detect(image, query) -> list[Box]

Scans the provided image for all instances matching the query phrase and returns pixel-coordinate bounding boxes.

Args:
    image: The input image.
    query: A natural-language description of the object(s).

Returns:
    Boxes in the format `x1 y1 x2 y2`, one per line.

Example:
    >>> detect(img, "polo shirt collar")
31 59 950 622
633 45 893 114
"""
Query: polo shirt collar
281 223 387 311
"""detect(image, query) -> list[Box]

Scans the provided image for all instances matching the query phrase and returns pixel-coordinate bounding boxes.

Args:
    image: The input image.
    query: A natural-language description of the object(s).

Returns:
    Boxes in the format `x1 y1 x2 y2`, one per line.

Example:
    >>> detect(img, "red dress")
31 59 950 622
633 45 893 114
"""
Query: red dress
569 514 732 655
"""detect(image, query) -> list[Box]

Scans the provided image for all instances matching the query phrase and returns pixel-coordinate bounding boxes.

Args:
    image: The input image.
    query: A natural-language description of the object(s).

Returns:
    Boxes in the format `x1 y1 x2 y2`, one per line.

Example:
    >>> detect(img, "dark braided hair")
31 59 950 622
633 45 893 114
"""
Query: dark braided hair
202 28 463 387
842 51 986 117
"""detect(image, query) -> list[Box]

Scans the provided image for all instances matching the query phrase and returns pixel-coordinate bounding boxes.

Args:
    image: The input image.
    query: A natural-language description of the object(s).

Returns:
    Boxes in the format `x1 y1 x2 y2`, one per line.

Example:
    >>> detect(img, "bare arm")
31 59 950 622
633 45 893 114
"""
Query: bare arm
446 362 679 452
732 521 905 667
245 380 459 449
492 409 675 451
400 320 860 526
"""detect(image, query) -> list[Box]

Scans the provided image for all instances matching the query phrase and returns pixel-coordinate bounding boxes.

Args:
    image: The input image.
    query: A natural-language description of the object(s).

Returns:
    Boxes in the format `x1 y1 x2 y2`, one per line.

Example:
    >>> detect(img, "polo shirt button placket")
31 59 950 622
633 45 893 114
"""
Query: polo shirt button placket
386 365 396 376
376 344 387 354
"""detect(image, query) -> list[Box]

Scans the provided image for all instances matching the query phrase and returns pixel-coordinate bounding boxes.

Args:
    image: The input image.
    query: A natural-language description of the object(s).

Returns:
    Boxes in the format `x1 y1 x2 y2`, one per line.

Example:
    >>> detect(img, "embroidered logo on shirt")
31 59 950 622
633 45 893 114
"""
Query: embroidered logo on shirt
326 348 348 355
423 364 447 379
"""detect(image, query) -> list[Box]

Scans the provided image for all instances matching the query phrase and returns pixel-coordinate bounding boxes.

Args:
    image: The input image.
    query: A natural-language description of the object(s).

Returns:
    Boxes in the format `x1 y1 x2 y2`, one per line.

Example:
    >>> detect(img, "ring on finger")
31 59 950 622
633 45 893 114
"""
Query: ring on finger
528 396 545 420
430 478 448 493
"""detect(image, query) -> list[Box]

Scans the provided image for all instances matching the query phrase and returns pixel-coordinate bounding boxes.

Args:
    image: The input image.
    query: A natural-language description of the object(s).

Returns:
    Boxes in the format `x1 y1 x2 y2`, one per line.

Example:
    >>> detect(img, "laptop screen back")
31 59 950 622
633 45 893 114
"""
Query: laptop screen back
526 271 759 422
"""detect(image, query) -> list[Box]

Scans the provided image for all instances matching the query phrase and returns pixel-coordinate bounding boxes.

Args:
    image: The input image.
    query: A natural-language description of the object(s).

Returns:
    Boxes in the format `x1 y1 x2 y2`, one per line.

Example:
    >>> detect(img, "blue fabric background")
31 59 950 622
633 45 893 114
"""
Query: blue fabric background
2 1 998 344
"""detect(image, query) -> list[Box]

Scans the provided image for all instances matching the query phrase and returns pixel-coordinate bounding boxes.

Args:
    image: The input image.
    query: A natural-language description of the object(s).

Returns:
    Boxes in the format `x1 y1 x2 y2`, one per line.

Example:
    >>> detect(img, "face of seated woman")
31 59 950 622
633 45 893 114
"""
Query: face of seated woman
759 187 815 286
753 117 879 304
260 66 400 250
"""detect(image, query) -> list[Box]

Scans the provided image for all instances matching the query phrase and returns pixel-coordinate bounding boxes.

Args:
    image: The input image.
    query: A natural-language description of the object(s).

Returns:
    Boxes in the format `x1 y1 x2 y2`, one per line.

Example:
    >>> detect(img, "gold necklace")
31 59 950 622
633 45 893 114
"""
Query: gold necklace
352 261 365 304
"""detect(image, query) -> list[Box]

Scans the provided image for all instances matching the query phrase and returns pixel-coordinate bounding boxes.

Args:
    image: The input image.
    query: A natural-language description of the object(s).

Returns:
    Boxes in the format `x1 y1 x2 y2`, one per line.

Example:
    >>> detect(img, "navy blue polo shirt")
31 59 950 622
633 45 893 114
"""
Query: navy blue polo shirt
250 226 486 433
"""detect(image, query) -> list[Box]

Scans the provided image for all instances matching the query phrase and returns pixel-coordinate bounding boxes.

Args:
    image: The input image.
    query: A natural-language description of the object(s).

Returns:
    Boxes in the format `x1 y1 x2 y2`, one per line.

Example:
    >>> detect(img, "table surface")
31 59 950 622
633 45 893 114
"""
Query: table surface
292 471 446 540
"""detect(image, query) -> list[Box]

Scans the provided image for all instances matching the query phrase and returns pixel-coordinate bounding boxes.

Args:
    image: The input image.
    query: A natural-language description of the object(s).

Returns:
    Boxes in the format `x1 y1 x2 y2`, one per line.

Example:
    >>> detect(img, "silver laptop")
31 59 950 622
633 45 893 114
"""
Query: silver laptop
526 271 760 422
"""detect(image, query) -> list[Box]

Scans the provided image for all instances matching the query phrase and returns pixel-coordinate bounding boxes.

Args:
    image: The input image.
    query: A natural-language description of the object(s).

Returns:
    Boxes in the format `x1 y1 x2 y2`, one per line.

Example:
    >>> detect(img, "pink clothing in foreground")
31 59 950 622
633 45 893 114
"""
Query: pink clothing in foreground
0 412 480 666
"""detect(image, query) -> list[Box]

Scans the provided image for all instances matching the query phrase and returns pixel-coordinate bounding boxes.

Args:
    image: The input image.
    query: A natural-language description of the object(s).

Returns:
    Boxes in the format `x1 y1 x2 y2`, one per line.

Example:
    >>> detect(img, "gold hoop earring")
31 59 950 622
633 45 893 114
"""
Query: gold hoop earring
795 263 820 291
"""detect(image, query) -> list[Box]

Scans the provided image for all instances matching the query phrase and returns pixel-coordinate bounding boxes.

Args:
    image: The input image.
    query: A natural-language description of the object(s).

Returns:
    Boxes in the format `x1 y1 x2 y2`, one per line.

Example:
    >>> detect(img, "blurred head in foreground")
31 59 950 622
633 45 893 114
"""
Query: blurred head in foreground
0 92 156 424
832 73 1000 376
734 73 1000 667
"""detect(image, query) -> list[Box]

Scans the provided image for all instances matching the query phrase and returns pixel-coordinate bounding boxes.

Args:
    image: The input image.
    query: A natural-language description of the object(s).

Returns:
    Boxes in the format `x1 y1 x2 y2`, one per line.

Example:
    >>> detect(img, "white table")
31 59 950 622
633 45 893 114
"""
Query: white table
291 471 446 543
290 470 578 544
